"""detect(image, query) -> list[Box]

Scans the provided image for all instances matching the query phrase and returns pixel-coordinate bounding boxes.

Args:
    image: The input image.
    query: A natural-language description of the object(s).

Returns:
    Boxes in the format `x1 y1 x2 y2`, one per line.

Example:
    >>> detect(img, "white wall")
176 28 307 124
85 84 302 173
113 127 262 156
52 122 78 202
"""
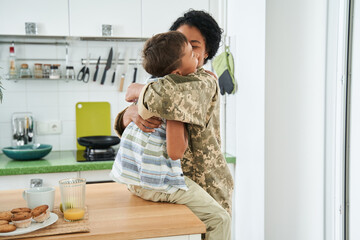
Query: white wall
265 0 326 239
227 0 265 239
0 39 147 150
227 0 326 239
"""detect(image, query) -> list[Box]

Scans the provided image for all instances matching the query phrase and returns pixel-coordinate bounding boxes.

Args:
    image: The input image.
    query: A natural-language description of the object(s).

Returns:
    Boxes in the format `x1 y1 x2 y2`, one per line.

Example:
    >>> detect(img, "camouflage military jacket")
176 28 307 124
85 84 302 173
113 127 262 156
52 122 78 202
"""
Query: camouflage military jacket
137 68 234 214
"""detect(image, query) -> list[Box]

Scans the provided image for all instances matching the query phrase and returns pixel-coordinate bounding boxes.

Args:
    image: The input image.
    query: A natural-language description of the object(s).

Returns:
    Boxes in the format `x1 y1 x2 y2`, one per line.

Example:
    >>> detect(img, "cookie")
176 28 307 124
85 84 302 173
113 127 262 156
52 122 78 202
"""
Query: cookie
0 220 9 225
0 224 16 233
11 207 31 214
0 211 12 221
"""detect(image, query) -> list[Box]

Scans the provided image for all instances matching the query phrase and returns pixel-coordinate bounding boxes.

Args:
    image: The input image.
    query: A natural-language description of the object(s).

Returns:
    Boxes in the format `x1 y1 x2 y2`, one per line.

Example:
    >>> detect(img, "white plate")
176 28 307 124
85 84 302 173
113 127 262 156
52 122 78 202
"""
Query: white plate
0 212 58 236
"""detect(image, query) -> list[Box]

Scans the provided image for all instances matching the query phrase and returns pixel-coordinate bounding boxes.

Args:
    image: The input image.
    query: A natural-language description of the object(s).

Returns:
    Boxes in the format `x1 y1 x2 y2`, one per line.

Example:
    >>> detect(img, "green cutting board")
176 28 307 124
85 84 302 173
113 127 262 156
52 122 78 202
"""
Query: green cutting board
76 102 111 150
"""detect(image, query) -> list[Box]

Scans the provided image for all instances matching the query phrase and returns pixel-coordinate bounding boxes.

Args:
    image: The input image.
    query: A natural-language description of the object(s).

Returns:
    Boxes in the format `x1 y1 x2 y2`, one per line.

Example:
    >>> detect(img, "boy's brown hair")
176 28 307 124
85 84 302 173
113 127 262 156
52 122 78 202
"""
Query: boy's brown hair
142 31 188 77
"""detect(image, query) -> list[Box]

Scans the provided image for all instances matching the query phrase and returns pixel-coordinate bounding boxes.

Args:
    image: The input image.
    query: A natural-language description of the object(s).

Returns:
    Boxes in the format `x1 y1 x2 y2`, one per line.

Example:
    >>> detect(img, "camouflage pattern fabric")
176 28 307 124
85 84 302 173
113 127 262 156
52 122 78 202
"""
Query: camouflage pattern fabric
137 68 234 215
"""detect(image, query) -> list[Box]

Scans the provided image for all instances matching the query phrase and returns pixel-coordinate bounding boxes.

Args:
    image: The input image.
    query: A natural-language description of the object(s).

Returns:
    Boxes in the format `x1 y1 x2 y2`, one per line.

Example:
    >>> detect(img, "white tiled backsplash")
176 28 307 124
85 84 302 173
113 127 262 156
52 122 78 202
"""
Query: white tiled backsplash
0 39 149 150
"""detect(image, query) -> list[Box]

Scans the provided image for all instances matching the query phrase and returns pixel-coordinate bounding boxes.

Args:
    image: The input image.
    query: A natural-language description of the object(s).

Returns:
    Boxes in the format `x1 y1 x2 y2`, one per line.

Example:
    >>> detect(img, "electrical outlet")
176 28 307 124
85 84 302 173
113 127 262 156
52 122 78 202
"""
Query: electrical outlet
36 120 62 135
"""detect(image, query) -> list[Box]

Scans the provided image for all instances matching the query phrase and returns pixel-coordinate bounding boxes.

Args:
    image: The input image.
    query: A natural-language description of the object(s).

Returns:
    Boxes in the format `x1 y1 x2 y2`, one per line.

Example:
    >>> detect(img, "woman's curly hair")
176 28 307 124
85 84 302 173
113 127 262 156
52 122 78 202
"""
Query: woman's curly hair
170 10 223 64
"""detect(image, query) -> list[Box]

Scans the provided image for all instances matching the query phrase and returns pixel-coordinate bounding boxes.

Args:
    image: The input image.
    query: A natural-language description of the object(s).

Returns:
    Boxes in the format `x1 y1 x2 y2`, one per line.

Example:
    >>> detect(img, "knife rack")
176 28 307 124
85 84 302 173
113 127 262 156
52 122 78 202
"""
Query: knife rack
81 58 141 66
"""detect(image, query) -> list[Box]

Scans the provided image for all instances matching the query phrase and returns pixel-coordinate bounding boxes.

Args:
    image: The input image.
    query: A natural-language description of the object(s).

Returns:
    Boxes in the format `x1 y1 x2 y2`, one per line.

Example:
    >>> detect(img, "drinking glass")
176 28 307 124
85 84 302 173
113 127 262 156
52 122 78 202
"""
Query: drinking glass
59 178 86 222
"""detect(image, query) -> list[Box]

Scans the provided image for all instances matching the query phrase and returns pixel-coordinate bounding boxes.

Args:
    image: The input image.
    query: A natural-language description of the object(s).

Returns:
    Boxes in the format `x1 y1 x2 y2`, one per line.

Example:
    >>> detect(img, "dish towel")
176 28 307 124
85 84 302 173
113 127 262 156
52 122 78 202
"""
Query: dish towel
212 46 236 95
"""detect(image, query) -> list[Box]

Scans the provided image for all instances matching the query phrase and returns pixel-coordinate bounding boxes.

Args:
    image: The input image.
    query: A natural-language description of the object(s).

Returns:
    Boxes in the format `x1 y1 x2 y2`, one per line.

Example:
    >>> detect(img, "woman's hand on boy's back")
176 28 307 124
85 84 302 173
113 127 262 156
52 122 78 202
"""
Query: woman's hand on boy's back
125 83 145 102
122 105 162 132
204 70 217 79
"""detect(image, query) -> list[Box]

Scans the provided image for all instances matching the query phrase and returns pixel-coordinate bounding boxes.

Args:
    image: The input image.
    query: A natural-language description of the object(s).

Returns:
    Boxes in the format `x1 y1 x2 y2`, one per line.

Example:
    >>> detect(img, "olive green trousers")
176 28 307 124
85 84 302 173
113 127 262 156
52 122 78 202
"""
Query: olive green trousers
128 176 231 240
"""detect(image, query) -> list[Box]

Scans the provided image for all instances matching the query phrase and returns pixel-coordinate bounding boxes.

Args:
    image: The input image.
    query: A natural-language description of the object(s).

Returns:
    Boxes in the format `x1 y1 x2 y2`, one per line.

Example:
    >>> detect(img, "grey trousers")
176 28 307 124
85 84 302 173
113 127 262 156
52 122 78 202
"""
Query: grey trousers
128 176 231 240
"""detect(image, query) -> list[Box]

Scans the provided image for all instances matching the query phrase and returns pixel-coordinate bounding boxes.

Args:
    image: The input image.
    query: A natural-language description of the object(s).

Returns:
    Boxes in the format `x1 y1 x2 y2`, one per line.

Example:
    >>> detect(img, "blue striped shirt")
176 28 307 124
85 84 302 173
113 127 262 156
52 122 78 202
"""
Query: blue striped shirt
110 112 188 193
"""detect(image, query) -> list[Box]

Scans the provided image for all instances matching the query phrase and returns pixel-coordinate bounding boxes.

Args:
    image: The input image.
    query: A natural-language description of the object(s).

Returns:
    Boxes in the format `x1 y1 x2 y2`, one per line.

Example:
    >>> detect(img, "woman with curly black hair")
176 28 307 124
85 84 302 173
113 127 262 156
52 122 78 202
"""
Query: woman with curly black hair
170 10 223 66
114 10 234 237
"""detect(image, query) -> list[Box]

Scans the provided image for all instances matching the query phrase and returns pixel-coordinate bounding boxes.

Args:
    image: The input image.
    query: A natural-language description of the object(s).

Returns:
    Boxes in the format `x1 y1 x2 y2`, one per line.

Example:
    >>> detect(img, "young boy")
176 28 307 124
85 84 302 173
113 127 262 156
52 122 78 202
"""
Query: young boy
110 31 230 240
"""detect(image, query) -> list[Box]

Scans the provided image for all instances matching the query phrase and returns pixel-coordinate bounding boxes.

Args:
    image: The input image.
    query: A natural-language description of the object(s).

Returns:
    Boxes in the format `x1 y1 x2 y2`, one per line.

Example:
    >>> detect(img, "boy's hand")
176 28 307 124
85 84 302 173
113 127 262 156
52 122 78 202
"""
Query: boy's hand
125 83 145 102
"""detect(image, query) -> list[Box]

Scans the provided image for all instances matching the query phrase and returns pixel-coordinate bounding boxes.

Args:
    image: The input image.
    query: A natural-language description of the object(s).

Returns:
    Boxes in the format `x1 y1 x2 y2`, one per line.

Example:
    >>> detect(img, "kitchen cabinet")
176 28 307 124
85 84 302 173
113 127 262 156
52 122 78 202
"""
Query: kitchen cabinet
0 0 69 36
0 170 113 191
69 0 142 37
0 172 78 191
141 0 210 37
79 169 112 182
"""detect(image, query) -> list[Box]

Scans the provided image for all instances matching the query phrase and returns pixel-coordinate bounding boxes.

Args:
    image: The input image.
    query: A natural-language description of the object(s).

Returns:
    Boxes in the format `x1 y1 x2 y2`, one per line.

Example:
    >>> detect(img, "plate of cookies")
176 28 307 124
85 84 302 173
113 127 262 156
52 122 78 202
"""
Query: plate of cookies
0 205 58 236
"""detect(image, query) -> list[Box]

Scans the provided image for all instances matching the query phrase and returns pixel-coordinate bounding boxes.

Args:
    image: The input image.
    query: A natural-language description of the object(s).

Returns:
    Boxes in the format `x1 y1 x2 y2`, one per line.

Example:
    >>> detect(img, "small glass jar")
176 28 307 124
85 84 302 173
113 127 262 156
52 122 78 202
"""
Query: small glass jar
43 64 51 78
65 66 75 80
34 63 43 78
49 65 60 79
53 64 61 78
19 64 32 78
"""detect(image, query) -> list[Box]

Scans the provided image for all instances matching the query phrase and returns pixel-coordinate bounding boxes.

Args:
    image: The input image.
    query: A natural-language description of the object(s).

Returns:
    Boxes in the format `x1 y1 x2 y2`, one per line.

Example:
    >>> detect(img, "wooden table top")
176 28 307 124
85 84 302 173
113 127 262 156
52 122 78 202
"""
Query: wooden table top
0 182 206 239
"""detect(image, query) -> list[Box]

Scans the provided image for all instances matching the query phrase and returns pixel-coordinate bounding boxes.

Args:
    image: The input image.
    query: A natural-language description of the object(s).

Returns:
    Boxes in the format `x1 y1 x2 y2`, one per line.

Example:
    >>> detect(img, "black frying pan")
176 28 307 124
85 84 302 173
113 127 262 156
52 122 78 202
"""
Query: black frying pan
77 136 120 149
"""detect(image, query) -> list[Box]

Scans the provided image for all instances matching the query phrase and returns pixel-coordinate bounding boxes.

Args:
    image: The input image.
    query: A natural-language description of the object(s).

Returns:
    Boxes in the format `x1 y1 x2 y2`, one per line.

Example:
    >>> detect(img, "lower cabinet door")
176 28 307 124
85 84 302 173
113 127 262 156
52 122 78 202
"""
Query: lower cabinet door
79 170 113 183
0 172 79 191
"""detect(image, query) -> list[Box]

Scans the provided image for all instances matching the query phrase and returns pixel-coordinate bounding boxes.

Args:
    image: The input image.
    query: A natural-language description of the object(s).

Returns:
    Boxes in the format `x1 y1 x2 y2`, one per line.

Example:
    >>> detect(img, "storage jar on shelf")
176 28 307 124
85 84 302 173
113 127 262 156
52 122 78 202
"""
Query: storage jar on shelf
49 65 60 79
19 64 32 78
34 63 43 78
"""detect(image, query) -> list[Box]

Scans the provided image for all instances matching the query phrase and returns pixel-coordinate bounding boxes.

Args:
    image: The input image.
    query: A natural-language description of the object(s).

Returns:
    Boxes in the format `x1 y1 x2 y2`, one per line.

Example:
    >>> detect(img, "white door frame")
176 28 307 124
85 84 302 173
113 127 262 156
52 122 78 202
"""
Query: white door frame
325 0 351 239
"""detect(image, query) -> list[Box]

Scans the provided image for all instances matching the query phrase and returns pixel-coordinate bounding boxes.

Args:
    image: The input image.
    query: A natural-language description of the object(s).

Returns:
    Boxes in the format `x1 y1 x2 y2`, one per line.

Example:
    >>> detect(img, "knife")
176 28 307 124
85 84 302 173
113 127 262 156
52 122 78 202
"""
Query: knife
111 51 120 84
101 47 113 85
93 56 101 82
132 67 137 83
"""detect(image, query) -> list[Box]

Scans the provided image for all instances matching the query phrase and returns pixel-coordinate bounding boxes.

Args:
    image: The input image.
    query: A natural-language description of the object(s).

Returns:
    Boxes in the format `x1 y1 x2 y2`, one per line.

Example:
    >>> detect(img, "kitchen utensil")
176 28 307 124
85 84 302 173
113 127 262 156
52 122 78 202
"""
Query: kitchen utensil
77 54 90 83
111 50 120 84
101 47 113 85
77 136 120 149
119 50 129 92
12 112 35 146
75 102 111 150
59 178 86 222
119 74 125 91
93 56 101 82
2 144 52 160
132 67 137 83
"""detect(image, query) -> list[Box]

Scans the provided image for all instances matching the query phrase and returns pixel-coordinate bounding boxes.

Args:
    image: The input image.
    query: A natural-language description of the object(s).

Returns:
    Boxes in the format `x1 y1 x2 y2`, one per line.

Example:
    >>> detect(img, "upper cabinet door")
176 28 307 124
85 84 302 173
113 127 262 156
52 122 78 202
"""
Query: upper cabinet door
0 0 69 36
69 0 142 37
141 0 209 38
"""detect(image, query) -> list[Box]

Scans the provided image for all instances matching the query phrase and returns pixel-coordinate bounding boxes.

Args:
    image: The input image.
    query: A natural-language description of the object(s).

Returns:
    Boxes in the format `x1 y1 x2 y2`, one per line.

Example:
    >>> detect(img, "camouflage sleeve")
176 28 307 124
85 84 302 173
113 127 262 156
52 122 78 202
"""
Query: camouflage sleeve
138 74 216 127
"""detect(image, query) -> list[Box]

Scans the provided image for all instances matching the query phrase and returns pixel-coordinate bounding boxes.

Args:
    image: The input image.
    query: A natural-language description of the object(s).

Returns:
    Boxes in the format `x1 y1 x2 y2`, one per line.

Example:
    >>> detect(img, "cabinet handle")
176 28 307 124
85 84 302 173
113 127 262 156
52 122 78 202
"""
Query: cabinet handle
30 178 43 188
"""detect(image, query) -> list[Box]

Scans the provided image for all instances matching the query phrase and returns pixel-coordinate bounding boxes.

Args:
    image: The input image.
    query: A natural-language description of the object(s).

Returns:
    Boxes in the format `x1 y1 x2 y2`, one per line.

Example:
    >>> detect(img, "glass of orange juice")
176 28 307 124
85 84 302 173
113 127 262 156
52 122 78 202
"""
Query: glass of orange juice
59 178 86 222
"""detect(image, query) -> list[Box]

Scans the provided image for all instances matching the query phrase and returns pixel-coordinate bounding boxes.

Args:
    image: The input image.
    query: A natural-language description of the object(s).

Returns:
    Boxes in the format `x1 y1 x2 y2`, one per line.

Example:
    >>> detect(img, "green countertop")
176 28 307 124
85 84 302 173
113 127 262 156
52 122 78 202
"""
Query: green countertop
0 151 236 176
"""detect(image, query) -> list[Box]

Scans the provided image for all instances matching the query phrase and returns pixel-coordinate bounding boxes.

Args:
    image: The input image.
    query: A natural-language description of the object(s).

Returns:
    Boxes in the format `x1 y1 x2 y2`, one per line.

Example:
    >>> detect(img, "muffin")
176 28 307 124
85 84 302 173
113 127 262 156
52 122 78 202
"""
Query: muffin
31 205 50 223
11 212 32 228
11 207 31 214
0 223 16 233
0 211 12 221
